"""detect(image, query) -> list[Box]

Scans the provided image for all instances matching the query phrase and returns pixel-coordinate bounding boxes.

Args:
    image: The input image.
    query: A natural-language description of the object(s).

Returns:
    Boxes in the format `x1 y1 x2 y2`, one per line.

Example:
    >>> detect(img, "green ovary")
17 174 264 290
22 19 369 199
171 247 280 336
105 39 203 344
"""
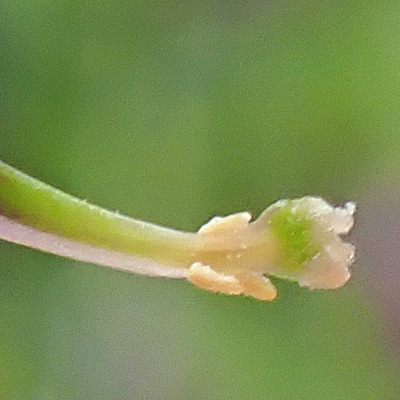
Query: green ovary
269 205 321 272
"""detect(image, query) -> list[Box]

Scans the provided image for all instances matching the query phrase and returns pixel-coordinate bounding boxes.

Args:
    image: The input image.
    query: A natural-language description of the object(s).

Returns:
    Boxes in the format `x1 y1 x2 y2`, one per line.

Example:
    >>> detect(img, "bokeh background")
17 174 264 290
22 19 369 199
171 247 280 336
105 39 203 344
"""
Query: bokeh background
1 1 400 399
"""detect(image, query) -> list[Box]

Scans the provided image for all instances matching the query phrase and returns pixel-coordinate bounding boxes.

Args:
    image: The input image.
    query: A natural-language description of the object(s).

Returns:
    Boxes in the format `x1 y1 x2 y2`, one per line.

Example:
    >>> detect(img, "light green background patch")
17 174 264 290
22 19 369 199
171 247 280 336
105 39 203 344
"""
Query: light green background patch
1 1 400 399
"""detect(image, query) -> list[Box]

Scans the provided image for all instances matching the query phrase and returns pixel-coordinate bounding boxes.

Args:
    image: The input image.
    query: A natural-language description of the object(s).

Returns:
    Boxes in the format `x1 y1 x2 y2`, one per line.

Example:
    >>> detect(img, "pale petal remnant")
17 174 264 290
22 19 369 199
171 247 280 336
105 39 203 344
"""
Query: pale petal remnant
187 262 278 301
187 262 244 295
290 197 356 235
265 196 356 290
187 196 356 300
198 212 252 235
293 197 356 289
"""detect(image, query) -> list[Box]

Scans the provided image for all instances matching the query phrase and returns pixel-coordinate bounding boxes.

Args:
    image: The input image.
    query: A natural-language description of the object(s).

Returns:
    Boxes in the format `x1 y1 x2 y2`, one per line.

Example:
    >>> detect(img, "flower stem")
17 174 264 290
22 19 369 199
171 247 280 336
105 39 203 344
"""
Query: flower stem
0 160 356 300
0 160 195 277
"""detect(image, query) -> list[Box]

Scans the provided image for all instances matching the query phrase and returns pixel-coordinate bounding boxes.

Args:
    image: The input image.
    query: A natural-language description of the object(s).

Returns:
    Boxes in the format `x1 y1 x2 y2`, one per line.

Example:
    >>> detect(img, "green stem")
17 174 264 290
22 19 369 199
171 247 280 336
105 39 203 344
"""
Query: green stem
0 160 356 297
0 160 195 275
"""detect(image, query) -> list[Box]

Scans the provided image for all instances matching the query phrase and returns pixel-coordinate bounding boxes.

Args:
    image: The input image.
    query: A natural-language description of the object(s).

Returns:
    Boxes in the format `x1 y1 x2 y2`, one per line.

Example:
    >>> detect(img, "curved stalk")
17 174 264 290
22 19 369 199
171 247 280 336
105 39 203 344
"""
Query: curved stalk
0 160 356 301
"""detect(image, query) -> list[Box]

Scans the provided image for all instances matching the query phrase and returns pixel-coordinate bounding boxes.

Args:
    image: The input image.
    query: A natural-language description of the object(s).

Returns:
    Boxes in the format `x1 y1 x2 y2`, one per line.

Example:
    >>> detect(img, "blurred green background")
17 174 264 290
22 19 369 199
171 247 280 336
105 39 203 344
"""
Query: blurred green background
1 1 400 399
